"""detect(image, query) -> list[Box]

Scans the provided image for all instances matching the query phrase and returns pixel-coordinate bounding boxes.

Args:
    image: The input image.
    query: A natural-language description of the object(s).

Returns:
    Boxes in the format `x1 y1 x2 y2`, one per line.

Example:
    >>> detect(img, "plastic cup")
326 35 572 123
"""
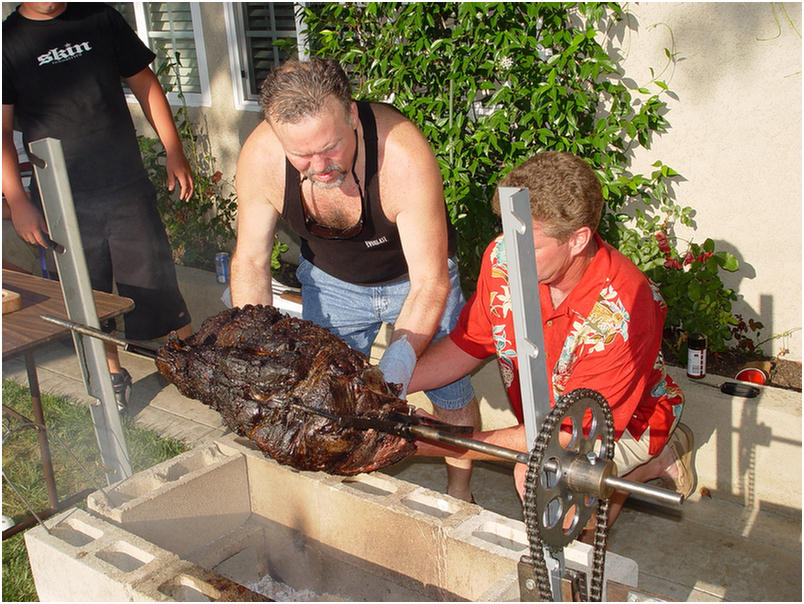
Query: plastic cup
734 367 768 385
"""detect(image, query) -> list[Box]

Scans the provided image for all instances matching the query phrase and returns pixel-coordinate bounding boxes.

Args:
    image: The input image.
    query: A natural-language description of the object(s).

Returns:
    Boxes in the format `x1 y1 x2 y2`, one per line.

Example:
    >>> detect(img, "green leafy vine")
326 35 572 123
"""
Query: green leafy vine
289 2 745 355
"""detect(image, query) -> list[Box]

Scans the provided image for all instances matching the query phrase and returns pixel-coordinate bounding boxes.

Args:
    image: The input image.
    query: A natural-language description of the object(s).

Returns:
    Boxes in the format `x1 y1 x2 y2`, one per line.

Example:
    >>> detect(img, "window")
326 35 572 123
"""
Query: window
110 2 210 107
225 3 307 111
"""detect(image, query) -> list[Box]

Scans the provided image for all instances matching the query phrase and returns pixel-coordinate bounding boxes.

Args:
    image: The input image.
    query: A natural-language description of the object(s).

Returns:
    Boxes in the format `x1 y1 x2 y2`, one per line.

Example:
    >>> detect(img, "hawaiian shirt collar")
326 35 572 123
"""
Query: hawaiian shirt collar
539 232 612 321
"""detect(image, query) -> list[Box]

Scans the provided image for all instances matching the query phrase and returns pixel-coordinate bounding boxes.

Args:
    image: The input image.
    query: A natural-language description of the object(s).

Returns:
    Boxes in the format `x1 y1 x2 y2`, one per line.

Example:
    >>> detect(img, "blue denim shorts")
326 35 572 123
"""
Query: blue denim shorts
296 256 475 409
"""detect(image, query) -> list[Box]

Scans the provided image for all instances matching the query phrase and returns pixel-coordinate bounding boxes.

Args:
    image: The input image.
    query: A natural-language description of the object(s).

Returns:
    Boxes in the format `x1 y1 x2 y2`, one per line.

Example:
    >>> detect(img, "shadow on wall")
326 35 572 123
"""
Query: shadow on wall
693 396 800 603
713 238 799 357
605 3 801 95
685 372 798 500
712 237 758 339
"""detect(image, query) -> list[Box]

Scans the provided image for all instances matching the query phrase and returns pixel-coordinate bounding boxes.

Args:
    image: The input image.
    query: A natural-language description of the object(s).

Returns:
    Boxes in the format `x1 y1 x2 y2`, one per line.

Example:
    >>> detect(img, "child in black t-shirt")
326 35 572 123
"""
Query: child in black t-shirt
2 2 195 409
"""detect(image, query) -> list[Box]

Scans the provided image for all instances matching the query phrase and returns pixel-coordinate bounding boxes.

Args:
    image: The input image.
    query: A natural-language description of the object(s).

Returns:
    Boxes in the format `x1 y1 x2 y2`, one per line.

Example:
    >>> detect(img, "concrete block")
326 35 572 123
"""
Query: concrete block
132 559 263 602
24 507 180 602
672 366 802 512
399 485 467 521
229 436 345 540
479 571 521 601
87 442 251 558
440 511 525 598
448 509 638 601
229 436 638 600
188 517 270 584
74 434 640 602
238 441 448 593
221 432 635 600
322 476 452 594
220 436 471 598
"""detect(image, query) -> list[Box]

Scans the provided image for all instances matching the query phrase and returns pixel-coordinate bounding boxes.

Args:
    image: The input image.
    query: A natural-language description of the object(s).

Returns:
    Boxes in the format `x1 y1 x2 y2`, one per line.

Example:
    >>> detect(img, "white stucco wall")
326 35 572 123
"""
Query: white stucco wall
611 2 802 359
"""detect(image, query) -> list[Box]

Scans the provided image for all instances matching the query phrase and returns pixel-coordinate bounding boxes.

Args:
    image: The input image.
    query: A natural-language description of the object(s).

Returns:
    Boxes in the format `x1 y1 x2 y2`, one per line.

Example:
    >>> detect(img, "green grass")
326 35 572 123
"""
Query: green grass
2 379 187 601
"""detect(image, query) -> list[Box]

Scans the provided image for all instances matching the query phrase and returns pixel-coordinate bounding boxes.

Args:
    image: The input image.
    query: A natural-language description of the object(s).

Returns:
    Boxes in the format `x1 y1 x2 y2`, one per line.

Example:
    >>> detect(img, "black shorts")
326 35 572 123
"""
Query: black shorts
73 179 191 340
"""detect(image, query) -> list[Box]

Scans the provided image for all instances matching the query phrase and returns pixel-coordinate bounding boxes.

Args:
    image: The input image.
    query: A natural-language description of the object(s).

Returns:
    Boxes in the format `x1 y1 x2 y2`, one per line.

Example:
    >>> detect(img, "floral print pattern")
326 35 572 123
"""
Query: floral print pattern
487 236 634 400
459 233 684 455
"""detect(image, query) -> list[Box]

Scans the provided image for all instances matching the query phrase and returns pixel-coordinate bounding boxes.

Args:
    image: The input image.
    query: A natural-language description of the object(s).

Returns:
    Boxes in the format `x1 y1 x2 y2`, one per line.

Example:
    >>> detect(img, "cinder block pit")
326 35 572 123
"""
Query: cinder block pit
26 434 637 601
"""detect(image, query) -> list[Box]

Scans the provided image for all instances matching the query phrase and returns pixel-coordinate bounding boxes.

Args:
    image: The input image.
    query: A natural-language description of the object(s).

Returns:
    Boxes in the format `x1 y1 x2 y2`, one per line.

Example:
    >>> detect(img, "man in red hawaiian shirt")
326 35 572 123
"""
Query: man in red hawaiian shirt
408 151 695 529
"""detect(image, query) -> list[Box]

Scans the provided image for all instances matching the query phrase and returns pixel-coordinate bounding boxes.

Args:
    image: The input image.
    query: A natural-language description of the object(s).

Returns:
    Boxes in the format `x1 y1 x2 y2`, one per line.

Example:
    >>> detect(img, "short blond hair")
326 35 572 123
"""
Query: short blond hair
492 151 604 242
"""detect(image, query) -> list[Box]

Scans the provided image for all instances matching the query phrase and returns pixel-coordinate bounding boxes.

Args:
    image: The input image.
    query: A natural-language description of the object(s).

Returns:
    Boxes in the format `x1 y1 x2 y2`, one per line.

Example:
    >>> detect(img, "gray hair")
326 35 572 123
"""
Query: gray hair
259 57 352 124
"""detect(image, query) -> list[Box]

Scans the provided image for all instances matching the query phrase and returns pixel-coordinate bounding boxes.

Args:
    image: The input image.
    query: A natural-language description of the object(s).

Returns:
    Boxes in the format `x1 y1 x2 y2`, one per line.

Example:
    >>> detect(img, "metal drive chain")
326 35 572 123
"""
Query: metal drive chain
522 389 615 602
589 392 614 602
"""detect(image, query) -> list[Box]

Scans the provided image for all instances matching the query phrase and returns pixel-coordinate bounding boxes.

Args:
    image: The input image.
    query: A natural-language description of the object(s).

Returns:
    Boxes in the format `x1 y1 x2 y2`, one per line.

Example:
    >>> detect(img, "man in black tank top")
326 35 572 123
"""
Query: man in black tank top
231 57 480 501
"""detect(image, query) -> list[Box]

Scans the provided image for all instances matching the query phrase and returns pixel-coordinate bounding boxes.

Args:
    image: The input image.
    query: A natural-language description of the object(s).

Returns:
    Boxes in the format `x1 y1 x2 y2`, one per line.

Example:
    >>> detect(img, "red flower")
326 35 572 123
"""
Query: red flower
655 232 671 255
663 258 682 269
211 171 223 184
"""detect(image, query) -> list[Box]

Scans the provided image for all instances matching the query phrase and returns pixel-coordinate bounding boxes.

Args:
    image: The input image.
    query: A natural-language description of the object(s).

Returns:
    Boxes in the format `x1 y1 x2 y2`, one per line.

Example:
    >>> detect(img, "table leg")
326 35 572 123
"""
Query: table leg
24 351 59 509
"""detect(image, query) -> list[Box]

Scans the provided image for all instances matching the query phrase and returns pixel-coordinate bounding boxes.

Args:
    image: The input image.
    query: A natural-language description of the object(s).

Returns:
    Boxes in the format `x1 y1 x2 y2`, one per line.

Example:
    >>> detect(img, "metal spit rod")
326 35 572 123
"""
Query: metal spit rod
40 314 683 507
408 424 683 506
40 315 159 359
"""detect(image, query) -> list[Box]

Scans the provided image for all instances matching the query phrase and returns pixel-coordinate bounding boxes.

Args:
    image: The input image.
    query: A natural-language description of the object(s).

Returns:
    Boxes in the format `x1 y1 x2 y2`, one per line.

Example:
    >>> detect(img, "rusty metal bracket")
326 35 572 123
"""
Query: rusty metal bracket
517 555 543 601
561 568 588 602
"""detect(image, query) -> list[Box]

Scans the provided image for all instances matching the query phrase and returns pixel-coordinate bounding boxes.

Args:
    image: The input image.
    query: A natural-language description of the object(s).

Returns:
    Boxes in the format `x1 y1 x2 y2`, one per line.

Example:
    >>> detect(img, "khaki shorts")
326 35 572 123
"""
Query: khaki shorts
613 426 655 474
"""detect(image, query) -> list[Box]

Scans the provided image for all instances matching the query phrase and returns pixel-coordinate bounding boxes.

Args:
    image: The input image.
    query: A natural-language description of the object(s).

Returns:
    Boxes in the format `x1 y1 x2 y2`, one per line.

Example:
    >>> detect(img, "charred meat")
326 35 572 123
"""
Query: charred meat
155 305 416 474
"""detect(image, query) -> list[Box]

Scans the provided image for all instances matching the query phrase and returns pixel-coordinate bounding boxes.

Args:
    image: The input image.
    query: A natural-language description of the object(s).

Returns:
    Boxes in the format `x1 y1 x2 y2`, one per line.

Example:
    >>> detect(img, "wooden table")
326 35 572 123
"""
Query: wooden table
2 269 134 538
2 268 133 359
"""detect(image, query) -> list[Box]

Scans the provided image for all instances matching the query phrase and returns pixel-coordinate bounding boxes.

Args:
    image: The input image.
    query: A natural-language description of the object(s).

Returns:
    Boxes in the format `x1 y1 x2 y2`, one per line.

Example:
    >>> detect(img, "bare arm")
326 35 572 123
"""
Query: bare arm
380 110 451 357
2 104 48 247
408 335 485 394
230 122 282 307
414 420 576 501
415 421 527 462
125 67 193 201
414 421 530 500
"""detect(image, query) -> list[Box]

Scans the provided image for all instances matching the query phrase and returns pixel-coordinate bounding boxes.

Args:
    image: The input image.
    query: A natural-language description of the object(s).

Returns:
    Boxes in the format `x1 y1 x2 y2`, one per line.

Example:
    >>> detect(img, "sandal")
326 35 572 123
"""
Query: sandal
665 422 697 498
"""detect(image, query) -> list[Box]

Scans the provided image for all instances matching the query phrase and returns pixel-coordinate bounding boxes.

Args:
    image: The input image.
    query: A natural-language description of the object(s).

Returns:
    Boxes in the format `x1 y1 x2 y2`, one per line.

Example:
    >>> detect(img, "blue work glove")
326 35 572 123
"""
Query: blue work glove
378 335 417 399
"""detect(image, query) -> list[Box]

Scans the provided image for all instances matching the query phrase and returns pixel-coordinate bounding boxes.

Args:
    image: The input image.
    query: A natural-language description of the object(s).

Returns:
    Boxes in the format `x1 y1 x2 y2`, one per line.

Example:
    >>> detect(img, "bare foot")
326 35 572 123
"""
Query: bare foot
656 444 679 483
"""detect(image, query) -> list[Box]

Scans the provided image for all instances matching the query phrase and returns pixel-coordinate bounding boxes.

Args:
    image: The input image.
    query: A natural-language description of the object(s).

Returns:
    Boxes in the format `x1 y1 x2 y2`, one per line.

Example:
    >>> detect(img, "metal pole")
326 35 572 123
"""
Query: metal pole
28 137 132 483
295 2 309 61
498 186 563 601
497 187 551 451
24 352 59 508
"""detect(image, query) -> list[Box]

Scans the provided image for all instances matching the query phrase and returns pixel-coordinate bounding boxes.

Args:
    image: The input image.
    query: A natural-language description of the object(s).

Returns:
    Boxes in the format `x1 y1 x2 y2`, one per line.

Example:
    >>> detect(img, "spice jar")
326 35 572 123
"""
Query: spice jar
686 333 707 379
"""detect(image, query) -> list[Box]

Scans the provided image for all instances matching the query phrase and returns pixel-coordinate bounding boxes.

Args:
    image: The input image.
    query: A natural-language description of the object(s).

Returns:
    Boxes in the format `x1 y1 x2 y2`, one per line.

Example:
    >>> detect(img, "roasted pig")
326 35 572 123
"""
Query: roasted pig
155 305 416 474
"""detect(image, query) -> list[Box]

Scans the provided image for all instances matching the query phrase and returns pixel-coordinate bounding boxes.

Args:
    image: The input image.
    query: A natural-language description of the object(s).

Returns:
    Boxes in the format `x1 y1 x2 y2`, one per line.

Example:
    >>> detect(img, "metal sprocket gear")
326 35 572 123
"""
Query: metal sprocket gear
522 388 615 601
